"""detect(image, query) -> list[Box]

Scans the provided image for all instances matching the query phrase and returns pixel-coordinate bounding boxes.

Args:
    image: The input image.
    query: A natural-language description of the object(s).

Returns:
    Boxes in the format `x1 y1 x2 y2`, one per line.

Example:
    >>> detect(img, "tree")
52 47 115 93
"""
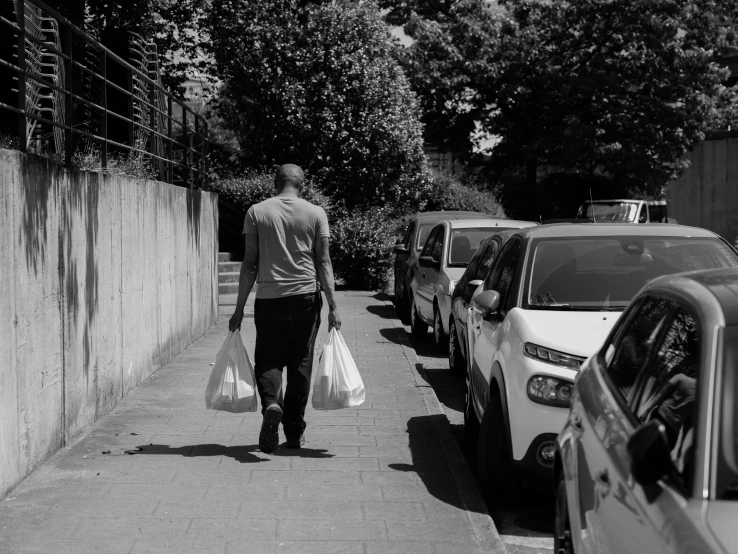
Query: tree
484 0 738 215
206 0 430 212
46 0 208 97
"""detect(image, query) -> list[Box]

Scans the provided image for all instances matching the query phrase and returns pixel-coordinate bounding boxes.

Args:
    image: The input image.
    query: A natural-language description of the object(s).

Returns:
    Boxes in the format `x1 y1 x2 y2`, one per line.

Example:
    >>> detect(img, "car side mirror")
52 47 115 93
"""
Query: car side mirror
418 255 439 269
471 290 500 316
627 420 672 487
466 279 483 297
394 244 408 254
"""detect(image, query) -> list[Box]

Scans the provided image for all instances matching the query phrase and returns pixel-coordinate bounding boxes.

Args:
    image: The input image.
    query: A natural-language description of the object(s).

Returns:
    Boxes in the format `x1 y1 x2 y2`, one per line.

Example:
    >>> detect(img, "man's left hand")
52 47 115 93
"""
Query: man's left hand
229 308 244 332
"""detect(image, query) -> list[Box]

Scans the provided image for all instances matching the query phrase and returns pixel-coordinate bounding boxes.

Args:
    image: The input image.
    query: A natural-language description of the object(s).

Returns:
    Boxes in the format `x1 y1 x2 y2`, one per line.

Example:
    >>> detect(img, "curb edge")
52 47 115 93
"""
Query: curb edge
383 299 507 554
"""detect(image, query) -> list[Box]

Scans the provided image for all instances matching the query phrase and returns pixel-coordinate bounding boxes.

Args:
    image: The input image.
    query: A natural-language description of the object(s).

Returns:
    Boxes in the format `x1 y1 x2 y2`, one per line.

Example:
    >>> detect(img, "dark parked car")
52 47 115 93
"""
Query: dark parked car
393 211 494 323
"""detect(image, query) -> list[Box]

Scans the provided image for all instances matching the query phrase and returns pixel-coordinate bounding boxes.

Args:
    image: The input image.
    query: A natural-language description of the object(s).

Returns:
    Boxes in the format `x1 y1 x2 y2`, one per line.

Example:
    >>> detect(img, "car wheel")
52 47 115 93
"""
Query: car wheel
449 319 465 375
433 305 447 352
555 473 575 554
464 379 479 439
410 296 428 336
400 289 411 325
477 393 512 505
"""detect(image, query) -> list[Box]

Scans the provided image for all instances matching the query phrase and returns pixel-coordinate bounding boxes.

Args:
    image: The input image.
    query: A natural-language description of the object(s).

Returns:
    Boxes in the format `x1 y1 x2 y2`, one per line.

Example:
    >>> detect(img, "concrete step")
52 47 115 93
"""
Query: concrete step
218 271 240 284
219 282 240 295
218 252 232 262
218 261 242 273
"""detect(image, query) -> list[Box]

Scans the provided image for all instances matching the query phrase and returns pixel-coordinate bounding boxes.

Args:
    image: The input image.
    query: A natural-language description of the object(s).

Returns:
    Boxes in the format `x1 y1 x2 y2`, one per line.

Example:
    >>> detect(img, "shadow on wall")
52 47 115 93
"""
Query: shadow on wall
20 154 54 275
63 170 100 378
187 187 202 252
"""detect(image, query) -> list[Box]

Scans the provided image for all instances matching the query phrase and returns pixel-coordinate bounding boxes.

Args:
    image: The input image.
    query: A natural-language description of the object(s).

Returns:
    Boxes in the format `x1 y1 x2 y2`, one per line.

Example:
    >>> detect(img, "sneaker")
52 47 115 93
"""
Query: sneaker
259 404 283 454
285 434 305 449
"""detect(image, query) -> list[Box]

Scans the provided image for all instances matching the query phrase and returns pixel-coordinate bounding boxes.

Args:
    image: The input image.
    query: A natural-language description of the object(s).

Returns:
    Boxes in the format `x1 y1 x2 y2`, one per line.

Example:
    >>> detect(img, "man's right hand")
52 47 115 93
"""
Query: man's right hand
328 307 341 331
229 308 244 332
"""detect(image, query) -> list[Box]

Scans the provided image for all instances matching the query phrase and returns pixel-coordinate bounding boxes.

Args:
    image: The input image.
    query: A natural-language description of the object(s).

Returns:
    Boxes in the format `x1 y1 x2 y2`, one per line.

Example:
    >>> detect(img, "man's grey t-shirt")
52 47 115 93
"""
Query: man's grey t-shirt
243 196 329 299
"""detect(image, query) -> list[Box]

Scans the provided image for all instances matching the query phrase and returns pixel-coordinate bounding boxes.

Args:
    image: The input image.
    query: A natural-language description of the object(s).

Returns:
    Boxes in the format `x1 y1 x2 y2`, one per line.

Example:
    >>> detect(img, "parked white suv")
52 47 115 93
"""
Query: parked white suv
465 223 737 501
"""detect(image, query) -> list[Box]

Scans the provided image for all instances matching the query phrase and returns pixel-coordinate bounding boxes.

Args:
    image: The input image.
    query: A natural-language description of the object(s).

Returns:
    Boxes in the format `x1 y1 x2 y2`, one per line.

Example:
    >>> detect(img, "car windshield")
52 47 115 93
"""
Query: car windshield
448 228 515 267
417 224 434 251
579 202 639 222
524 236 738 311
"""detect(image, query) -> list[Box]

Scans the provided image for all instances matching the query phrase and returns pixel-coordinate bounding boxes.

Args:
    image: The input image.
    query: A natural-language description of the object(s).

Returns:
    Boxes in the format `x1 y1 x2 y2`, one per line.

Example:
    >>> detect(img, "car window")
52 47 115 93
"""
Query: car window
485 238 522 311
417 224 435 251
431 229 445 263
630 307 700 484
638 203 648 223
421 227 439 258
649 204 668 223
604 296 673 402
403 221 416 250
463 242 488 285
474 240 499 281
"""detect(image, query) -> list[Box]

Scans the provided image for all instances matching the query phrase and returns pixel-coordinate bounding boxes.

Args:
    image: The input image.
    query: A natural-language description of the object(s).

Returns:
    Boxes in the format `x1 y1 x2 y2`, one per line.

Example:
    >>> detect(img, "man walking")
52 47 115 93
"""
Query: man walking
228 164 341 454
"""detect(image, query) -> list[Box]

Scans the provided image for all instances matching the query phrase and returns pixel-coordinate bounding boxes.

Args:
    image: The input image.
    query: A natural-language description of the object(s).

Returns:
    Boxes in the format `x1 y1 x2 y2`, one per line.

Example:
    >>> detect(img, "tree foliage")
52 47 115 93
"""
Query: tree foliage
206 0 430 212
47 0 208 97
487 0 738 197
383 0 738 216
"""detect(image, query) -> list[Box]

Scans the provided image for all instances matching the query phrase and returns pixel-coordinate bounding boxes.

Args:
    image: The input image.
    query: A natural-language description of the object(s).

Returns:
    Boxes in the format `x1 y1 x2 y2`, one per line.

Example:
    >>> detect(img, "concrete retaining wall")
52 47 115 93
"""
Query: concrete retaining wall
0 150 219 498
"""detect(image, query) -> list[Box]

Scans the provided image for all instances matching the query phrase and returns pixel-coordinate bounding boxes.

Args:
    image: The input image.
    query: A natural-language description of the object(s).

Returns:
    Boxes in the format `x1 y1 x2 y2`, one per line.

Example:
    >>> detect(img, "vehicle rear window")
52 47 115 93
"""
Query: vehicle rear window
448 228 515 267
579 202 639 222
524 236 738 310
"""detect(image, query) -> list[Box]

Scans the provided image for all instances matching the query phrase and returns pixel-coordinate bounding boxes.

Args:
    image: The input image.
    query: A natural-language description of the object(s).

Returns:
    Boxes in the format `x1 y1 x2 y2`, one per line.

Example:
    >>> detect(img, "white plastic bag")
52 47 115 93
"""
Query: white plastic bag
205 331 258 413
312 328 365 410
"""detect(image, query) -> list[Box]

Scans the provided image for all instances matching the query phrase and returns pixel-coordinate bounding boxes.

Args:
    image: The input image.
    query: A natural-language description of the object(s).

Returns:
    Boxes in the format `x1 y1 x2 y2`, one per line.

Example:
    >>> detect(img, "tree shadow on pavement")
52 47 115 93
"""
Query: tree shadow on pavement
387 415 489 516
366 305 397 319
378 328 447 360
125 443 333 462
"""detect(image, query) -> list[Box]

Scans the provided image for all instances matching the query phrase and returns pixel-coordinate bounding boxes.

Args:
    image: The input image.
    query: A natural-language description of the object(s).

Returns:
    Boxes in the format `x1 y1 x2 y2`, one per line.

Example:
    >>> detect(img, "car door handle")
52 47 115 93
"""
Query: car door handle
595 469 611 496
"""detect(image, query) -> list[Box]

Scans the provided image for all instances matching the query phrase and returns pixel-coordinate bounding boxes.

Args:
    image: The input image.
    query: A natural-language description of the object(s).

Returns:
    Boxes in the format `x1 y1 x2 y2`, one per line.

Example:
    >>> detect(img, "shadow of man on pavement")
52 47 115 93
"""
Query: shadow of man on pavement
125 443 333 463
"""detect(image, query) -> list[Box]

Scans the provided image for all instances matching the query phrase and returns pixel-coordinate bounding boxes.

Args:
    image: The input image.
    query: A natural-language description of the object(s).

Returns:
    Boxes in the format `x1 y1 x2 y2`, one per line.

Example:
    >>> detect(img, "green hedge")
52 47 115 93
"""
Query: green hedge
329 207 397 290
209 169 331 213
421 170 505 215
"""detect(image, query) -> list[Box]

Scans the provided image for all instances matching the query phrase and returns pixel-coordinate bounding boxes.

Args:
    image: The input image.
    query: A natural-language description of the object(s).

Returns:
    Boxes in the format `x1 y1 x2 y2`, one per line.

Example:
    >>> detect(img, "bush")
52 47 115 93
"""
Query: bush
208 169 331 213
421 170 505 215
330 207 397 291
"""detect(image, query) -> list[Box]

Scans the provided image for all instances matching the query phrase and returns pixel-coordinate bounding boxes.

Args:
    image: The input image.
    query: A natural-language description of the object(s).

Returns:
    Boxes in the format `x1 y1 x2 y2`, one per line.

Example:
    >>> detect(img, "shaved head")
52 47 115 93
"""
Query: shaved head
275 164 305 191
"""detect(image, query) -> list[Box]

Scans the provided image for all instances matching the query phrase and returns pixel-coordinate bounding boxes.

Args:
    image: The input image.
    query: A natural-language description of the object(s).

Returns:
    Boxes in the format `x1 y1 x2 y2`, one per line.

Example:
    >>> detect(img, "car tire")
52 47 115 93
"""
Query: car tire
477 393 512 505
464 379 479 439
410 296 428 336
449 319 465 375
400 289 411 325
394 284 404 319
555 473 575 554
433 305 448 352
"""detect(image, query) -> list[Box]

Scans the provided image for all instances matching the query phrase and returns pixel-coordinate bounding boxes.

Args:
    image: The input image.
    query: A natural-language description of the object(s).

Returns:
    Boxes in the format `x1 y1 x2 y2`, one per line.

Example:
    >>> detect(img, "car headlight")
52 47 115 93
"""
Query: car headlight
524 343 584 370
527 375 573 408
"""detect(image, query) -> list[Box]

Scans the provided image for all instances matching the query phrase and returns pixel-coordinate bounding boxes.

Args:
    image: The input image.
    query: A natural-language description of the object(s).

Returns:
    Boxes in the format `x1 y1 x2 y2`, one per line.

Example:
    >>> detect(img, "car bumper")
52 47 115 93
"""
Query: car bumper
512 433 559 486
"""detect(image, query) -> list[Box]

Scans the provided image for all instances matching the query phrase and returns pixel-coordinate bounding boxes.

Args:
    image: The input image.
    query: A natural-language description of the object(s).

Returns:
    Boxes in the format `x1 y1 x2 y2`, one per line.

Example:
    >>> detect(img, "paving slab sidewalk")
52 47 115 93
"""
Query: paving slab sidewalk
0 292 505 554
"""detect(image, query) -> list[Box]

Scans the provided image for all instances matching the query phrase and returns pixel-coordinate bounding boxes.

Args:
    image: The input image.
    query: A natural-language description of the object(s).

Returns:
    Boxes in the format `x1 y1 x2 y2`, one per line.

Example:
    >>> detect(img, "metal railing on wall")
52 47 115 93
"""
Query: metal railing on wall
0 0 208 188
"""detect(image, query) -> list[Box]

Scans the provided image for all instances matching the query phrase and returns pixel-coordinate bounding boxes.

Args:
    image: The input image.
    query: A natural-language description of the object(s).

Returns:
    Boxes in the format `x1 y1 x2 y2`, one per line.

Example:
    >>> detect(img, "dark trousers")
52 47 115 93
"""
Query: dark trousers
253 291 322 438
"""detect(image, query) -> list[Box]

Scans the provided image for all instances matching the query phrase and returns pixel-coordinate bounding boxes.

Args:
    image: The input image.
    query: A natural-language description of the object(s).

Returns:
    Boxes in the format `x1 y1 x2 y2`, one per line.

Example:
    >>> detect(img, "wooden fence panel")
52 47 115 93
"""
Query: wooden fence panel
670 136 738 242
